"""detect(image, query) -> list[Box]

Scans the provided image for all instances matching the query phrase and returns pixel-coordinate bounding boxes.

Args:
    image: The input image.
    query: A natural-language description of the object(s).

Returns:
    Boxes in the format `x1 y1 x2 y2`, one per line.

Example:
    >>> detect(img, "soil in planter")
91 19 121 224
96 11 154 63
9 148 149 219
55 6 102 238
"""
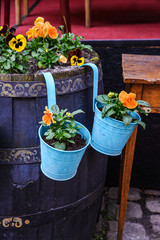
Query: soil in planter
42 134 86 151
28 49 96 74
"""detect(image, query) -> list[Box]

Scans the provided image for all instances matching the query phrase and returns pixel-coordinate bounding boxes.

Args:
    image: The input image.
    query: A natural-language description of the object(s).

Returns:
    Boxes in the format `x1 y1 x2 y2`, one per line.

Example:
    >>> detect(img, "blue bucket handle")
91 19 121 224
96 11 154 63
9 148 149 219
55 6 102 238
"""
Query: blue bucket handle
79 63 98 112
41 72 56 110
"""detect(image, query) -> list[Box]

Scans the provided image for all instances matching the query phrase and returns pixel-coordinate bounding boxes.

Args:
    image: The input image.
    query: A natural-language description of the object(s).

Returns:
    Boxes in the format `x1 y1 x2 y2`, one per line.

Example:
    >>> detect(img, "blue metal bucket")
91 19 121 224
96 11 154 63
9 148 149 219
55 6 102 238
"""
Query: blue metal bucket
80 63 141 156
39 72 91 181
39 122 90 181
91 102 140 156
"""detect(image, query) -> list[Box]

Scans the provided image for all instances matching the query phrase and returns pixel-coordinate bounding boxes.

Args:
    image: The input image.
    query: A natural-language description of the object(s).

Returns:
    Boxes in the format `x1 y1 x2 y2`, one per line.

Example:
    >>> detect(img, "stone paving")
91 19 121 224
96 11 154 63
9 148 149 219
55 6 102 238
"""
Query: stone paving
92 187 160 240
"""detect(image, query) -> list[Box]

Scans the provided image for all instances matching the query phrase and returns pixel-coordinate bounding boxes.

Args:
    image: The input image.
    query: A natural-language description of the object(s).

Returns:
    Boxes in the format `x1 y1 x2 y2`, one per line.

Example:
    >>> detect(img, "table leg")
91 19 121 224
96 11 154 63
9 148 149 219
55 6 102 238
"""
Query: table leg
4 0 10 26
117 126 138 240
85 0 91 27
118 154 124 204
59 0 71 33
24 0 29 16
15 0 21 25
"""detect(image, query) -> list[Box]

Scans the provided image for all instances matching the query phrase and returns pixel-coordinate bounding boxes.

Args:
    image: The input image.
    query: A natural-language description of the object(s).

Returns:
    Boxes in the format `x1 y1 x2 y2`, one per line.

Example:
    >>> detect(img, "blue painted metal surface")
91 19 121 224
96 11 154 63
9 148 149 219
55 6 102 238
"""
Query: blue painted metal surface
80 63 141 156
39 122 91 181
91 103 141 156
39 72 91 181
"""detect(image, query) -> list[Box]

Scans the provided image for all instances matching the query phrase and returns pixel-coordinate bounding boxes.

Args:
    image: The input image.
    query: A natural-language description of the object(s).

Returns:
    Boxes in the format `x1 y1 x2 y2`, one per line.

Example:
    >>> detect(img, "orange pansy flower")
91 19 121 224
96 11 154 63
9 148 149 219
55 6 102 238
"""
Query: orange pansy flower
26 28 33 39
58 55 67 63
43 25 48 38
44 22 58 39
48 26 58 39
42 106 54 126
119 91 137 109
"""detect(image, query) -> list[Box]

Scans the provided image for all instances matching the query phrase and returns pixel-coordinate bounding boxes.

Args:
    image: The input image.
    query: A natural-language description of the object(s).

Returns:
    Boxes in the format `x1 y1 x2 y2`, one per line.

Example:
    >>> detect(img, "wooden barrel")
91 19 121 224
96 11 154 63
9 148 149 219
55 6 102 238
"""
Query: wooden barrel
0 57 108 240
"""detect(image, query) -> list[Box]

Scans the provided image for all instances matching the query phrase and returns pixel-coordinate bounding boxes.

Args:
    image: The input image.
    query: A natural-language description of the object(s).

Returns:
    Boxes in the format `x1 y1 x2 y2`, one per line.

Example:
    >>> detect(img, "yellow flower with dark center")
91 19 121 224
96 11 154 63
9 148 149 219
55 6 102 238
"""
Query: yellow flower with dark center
0 24 9 36
70 55 84 66
71 55 78 66
77 57 84 66
8 34 27 52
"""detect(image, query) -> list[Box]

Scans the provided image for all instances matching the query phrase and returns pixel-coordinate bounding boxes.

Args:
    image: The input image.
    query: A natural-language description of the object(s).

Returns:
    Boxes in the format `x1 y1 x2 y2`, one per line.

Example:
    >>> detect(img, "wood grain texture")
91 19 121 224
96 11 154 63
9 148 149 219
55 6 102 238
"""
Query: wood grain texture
0 64 108 239
122 54 160 84
59 0 71 33
117 127 138 240
23 0 29 16
15 0 21 25
118 58 144 240
85 0 91 27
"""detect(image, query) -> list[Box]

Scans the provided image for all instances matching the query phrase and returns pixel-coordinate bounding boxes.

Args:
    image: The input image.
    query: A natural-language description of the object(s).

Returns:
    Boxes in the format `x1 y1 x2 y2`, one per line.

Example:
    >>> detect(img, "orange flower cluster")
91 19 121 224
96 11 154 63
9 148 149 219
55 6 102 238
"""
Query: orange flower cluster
119 91 138 109
26 17 58 39
42 106 56 126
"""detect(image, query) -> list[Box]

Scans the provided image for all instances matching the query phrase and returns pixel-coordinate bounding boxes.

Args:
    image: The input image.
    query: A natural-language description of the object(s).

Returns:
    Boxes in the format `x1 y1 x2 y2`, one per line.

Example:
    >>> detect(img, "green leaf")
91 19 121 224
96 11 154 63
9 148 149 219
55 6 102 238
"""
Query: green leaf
71 109 84 116
10 54 16 61
70 119 76 127
106 109 116 118
51 104 59 114
0 56 6 62
122 115 133 126
62 109 67 115
67 139 75 144
96 95 108 103
37 61 46 69
17 65 23 71
4 62 11 69
54 141 66 150
39 121 47 126
134 120 146 129
136 100 151 107
31 51 38 57
51 54 60 63
46 132 55 140
102 104 116 118
63 133 71 138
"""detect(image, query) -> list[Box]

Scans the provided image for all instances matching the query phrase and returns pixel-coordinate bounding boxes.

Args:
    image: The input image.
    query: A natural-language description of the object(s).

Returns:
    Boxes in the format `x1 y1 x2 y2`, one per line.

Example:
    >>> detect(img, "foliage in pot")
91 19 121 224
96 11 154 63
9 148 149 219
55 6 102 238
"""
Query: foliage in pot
39 104 91 181
91 90 151 156
0 17 95 74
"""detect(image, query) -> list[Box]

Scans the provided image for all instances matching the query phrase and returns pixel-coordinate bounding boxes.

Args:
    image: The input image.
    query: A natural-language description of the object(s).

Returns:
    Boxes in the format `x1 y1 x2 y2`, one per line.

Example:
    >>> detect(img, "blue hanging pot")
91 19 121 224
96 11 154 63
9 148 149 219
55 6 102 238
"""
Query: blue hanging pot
80 63 141 156
91 102 140 156
39 72 91 181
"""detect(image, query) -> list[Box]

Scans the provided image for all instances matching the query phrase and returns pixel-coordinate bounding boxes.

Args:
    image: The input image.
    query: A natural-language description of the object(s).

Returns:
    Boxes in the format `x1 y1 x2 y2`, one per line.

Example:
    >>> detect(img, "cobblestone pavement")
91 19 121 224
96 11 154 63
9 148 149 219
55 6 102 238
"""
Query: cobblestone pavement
92 187 160 240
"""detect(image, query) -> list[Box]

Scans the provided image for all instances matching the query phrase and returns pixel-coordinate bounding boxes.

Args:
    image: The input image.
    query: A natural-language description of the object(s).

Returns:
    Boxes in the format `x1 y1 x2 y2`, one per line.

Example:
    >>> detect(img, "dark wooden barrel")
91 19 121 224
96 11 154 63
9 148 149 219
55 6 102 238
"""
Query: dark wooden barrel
0 56 108 240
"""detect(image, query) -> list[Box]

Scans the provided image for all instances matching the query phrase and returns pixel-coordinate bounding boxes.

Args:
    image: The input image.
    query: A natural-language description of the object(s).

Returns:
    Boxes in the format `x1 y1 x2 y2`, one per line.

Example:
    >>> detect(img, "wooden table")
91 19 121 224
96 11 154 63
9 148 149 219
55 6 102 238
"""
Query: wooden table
117 54 160 240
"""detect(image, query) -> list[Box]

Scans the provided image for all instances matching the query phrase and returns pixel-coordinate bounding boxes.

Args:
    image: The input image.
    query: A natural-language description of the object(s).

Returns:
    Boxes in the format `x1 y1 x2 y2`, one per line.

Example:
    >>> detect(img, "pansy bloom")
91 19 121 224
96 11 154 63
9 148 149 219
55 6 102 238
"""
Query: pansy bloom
0 24 9 36
119 91 138 109
68 48 84 66
26 17 58 39
68 48 82 61
70 55 84 66
6 33 27 52
58 55 67 63
42 106 56 126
